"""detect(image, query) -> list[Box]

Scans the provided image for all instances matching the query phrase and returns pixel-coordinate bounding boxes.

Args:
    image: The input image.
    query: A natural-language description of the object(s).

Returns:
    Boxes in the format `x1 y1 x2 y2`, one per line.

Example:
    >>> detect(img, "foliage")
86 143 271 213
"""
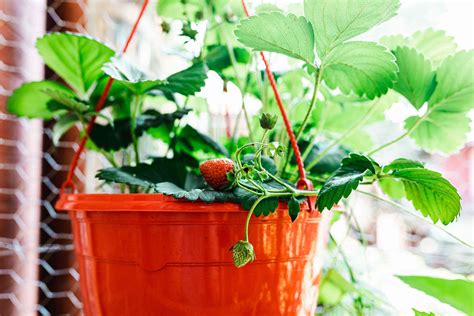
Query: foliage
398 276 474 315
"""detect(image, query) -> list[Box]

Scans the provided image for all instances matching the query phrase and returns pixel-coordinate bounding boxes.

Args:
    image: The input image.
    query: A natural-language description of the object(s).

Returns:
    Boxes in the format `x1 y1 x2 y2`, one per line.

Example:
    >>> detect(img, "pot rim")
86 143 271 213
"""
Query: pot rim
56 193 316 213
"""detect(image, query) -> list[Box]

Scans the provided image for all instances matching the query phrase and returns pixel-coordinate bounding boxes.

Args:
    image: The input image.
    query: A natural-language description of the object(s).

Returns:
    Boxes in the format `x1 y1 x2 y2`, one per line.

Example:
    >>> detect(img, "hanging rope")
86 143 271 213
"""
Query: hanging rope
61 0 150 193
240 0 314 210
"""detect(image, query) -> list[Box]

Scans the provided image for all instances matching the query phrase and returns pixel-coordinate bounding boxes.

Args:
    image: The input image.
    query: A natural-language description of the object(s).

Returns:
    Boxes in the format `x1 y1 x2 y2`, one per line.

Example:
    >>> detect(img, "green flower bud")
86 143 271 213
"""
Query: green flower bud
229 240 256 268
259 113 278 130
161 21 171 33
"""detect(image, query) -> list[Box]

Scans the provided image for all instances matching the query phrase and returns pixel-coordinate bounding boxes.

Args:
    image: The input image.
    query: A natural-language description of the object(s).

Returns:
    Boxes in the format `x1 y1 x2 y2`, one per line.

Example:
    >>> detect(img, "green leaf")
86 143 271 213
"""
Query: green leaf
96 158 189 188
42 88 90 112
174 125 229 160
405 50 474 154
410 29 458 68
7 81 73 119
90 109 189 151
412 310 435 316
379 156 423 200
103 56 207 95
391 168 461 224
398 276 474 315
299 141 350 175
235 12 315 64
205 45 250 72
155 182 235 203
322 42 398 99
288 196 301 222
381 29 458 69
304 0 400 57
392 47 437 109
159 62 208 96
317 153 378 211
383 158 424 172
405 113 470 154
36 32 114 98
233 188 280 217
379 178 406 199
102 55 161 94
52 114 78 145
318 269 356 307
428 50 474 112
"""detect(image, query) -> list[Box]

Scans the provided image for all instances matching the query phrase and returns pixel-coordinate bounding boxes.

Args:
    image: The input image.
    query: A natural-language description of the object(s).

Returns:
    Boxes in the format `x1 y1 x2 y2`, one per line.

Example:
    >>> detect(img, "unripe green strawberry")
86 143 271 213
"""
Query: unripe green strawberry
229 240 256 268
199 158 235 191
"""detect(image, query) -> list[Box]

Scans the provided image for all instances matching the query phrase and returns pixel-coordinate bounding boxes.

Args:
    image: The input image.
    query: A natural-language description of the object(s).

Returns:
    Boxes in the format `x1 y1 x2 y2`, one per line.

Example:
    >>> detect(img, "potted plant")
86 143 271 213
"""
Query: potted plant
7 0 472 315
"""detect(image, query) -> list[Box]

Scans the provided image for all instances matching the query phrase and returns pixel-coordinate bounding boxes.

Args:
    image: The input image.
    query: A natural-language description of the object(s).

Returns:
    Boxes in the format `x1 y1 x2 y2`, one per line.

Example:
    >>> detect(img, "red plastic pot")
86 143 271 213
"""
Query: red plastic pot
56 193 330 316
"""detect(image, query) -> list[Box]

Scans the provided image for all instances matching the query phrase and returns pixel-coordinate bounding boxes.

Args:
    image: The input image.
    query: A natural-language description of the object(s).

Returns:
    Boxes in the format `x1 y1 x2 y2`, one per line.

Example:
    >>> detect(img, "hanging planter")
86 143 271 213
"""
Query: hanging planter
6 0 469 314
56 193 330 315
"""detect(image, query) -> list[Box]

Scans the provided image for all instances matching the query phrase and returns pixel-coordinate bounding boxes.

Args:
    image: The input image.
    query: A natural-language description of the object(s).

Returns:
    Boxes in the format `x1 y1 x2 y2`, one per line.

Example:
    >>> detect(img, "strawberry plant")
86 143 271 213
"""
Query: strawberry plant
7 0 473 272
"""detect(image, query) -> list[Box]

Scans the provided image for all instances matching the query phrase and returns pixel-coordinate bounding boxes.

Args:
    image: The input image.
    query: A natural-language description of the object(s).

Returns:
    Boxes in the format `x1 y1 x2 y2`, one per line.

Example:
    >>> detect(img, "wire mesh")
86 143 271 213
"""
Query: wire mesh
0 1 158 315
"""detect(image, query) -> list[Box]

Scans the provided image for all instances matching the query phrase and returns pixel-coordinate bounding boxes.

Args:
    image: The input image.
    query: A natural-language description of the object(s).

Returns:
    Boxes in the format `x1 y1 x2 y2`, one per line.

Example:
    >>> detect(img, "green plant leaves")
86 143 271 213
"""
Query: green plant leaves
174 125 229 161
43 88 90 113
391 168 461 224
36 32 114 98
322 42 398 99
398 276 474 315
97 158 188 188
52 114 78 145
405 50 474 154
288 196 301 222
404 113 470 155
383 158 424 172
317 153 378 211
410 29 458 67
304 0 400 57
235 12 315 64
7 81 72 119
318 269 356 307
90 109 189 151
381 29 458 68
205 45 251 73
234 188 280 216
102 55 161 94
412 310 435 316
103 55 208 95
428 50 474 112
392 47 437 109
159 62 208 96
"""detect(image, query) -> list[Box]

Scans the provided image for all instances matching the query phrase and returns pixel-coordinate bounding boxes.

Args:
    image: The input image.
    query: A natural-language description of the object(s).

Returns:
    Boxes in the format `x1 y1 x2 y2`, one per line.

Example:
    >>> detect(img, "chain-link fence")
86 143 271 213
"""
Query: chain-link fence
0 1 159 314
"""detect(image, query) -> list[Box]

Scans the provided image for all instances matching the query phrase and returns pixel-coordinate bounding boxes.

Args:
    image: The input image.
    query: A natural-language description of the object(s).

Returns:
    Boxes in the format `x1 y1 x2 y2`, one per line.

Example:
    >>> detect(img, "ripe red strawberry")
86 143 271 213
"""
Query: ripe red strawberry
199 158 234 191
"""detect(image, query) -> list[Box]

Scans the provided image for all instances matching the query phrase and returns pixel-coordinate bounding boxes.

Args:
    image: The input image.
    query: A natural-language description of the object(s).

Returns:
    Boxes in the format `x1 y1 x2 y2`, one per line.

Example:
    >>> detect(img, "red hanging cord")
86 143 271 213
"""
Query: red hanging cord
61 0 150 193
240 0 314 210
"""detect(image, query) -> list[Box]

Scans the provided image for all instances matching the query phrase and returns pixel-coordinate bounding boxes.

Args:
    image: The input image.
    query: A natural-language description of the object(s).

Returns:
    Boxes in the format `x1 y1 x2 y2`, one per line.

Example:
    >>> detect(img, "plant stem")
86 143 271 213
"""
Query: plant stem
305 99 381 171
295 69 321 140
245 195 267 242
356 190 474 249
279 69 321 176
366 107 430 156
130 95 142 165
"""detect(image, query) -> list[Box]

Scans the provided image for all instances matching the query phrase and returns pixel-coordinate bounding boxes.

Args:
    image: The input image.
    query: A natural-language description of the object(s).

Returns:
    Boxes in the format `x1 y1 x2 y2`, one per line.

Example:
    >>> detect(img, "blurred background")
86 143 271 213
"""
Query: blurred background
0 0 472 315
